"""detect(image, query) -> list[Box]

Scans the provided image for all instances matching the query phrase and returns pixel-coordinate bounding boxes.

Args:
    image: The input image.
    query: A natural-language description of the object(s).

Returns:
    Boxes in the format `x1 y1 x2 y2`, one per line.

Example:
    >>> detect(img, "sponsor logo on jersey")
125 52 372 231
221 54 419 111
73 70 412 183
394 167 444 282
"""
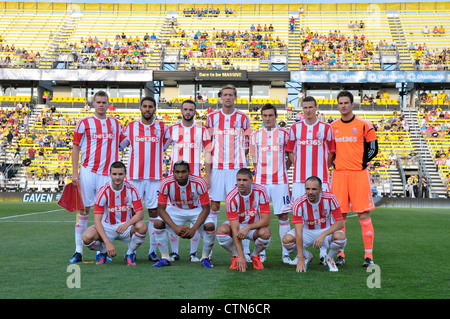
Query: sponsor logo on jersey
108 205 131 213
93 133 115 139
134 136 160 143
297 138 323 146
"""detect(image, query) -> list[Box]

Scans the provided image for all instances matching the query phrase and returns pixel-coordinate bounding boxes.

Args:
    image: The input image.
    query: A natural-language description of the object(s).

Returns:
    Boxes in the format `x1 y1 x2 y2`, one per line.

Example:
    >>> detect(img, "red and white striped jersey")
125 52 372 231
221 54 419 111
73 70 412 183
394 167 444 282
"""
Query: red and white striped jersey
158 174 210 210
94 181 143 225
121 119 169 180
73 116 122 176
164 122 211 177
286 120 336 183
225 183 271 225
292 191 343 230
205 109 251 170
250 126 290 185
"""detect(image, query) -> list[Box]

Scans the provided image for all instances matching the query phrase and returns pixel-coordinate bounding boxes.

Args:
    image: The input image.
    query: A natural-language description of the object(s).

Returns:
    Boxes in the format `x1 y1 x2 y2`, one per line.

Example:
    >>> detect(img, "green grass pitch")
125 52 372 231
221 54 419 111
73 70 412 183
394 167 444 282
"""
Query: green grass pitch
0 202 448 303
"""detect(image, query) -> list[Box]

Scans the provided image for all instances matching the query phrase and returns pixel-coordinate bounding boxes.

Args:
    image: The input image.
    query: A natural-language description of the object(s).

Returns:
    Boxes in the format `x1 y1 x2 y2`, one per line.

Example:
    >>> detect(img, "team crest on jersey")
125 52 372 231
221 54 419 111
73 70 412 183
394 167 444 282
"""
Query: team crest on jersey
316 132 322 139
352 128 357 134
189 192 198 199
233 121 240 128
124 197 129 204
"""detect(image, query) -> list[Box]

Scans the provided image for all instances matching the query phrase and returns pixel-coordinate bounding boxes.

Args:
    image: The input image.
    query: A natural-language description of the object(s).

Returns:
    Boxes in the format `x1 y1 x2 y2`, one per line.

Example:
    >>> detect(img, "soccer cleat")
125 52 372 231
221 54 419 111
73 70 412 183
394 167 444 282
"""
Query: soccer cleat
335 256 345 266
69 252 82 263
319 256 326 266
282 255 292 264
152 258 171 268
97 251 112 262
148 251 160 262
126 254 136 266
229 256 238 270
304 253 313 269
201 258 214 268
363 257 374 267
289 256 298 265
325 256 338 272
252 255 264 270
169 252 180 261
245 253 252 263
190 252 200 262
96 252 107 265
259 252 266 263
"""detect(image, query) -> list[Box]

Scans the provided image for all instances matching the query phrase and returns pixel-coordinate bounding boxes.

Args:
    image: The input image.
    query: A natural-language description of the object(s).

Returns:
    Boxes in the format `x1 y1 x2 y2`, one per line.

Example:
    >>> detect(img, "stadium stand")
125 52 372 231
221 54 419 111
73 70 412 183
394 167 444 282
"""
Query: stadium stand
1 1 450 199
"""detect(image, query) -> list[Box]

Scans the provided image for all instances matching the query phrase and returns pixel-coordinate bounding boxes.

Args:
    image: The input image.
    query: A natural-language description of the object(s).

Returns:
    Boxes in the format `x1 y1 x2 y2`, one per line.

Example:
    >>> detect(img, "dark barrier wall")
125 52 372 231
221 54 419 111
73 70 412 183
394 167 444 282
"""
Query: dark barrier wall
0 192 62 202
0 192 449 208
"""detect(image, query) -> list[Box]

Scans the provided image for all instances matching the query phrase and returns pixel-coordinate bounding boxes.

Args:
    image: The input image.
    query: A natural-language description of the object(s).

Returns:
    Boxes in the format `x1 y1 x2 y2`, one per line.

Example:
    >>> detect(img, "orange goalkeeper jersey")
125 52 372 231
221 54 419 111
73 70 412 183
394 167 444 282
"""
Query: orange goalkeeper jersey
331 115 377 171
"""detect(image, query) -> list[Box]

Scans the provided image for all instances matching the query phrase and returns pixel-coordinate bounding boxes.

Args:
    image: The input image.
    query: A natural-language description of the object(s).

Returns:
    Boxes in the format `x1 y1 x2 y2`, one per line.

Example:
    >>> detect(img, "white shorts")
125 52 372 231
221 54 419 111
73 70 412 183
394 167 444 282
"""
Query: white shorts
80 166 111 207
129 179 161 209
261 184 292 215
209 168 239 202
286 227 344 249
291 181 330 203
91 222 133 244
221 221 258 241
157 206 214 236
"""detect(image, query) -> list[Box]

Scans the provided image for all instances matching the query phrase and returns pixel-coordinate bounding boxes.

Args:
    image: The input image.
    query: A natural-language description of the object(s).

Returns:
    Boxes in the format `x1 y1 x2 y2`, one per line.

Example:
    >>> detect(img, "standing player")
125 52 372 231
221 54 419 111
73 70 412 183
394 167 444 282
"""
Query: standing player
152 160 216 268
82 161 147 266
282 176 347 272
70 90 122 263
250 103 292 263
204 84 251 253
216 168 272 272
120 96 168 262
164 99 212 261
331 90 378 267
286 96 335 264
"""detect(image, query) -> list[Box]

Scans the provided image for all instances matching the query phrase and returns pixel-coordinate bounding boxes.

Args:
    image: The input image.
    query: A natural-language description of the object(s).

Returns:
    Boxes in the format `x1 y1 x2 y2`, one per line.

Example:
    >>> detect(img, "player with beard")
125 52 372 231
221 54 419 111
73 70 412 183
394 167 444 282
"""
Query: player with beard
164 99 212 261
120 96 169 262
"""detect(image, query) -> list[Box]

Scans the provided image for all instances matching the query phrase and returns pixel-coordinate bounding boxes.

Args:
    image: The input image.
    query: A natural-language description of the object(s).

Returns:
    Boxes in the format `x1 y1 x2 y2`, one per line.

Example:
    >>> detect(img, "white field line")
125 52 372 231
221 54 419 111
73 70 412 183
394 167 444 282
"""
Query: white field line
0 208 66 221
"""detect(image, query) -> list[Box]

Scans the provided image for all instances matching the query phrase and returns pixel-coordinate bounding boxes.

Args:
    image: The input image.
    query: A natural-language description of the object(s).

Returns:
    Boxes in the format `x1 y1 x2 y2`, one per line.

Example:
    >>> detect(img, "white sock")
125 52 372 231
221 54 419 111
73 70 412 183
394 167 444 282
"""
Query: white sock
328 239 347 259
252 237 271 256
127 231 146 255
75 213 88 254
86 240 106 254
209 210 219 228
243 239 250 255
169 230 179 254
201 230 216 259
217 233 237 255
190 230 201 255
154 228 170 259
148 218 157 254
278 219 291 256
283 239 296 254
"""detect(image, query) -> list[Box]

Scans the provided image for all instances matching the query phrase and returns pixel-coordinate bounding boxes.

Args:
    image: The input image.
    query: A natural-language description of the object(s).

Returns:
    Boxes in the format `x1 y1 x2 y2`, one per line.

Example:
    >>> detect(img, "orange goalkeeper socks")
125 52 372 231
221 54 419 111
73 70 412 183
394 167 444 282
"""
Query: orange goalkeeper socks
360 218 374 259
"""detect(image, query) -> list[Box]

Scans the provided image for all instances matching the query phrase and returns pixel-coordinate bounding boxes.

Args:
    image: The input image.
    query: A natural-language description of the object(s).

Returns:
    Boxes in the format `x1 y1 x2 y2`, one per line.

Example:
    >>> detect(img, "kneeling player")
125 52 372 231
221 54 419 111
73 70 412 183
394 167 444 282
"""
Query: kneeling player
152 160 216 268
82 161 148 266
282 176 347 272
217 168 271 272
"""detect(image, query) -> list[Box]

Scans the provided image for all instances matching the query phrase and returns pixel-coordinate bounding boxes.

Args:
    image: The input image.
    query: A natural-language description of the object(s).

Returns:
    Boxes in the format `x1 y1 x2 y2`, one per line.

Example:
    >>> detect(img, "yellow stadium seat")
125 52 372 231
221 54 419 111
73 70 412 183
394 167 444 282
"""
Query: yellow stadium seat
274 98 280 104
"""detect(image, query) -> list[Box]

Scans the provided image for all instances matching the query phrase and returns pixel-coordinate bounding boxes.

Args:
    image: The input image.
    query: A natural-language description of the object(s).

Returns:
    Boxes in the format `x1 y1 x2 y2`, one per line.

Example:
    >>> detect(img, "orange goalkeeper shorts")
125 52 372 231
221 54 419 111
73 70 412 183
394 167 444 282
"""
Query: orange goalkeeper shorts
331 169 375 214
